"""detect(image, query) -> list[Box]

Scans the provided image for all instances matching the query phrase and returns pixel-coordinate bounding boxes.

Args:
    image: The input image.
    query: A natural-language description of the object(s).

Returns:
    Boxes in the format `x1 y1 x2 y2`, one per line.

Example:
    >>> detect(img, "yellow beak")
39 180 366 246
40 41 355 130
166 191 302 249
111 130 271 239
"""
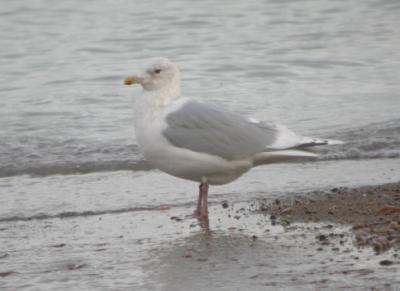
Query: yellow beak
123 76 141 85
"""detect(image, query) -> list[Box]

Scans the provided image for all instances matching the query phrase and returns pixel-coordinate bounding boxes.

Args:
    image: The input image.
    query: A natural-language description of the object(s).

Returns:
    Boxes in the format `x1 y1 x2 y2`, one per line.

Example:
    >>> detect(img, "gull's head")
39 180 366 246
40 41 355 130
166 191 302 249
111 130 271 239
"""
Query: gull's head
124 58 180 93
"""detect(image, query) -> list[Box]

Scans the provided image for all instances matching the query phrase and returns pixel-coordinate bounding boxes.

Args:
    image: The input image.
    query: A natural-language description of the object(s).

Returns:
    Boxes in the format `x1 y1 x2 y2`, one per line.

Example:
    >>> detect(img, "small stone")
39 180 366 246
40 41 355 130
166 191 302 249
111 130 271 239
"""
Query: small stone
249 274 260 279
0 253 9 259
379 260 394 266
222 201 229 208
377 205 400 215
52 243 66 248
66 263 86 270
196 258 208 262
0 271 16 277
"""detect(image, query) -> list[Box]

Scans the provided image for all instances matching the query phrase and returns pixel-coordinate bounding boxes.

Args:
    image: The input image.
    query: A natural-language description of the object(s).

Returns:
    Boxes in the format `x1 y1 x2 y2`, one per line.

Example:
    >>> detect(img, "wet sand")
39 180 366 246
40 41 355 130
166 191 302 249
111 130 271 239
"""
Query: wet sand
1 180 400 290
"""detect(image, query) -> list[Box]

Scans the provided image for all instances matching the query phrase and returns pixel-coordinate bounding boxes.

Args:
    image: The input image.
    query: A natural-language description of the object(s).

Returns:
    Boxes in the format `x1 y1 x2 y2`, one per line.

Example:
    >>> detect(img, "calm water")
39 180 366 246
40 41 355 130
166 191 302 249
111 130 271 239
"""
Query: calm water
1 0 400 290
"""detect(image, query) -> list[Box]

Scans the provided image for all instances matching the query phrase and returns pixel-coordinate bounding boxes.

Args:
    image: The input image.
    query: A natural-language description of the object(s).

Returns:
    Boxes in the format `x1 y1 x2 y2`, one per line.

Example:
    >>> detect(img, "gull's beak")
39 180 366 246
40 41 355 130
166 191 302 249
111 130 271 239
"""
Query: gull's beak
123 76 141 86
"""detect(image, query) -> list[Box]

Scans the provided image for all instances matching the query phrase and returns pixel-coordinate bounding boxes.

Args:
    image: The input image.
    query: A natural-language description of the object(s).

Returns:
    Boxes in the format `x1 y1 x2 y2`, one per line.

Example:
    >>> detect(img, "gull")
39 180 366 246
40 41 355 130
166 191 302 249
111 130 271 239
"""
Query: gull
124 58 341 221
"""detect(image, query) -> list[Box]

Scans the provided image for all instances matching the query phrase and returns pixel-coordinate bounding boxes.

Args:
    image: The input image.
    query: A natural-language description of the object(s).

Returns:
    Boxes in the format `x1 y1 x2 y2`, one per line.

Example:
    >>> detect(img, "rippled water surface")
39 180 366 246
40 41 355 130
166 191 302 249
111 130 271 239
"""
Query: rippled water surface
1 0 400 290
1 0 400 177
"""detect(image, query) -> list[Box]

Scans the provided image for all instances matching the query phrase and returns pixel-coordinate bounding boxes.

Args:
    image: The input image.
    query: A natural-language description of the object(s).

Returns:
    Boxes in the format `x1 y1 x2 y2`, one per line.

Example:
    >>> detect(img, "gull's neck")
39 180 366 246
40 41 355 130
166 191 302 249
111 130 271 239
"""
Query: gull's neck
142 80 181 109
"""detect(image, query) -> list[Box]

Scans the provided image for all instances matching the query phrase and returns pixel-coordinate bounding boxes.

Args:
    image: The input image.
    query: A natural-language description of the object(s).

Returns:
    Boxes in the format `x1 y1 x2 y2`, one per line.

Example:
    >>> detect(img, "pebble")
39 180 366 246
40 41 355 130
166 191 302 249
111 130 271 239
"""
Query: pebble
0 253 9 259
0 271 16 277
379 260 394 266
183 253 192 258
52 243 66 248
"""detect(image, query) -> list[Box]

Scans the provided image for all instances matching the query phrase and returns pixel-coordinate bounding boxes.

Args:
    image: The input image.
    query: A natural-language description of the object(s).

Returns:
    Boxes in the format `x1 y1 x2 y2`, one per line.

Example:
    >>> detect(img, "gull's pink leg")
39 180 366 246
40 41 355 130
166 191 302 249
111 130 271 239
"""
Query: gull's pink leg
199 181 209 219
193 186 203 217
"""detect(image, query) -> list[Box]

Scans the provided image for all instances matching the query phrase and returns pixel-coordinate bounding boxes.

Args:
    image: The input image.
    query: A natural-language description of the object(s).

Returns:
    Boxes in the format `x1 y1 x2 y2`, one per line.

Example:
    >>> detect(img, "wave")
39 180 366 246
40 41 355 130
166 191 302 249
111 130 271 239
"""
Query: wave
0 159 152 178
317 118 400 160
0 206 163 223
0 119 399 178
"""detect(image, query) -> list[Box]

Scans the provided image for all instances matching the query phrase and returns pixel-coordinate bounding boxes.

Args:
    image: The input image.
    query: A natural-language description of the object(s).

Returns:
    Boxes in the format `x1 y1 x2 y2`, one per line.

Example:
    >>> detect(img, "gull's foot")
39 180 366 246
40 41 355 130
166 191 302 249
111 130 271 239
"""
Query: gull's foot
193 209 201 218
198 211 208 220
192 209 208 219
198 215 210 231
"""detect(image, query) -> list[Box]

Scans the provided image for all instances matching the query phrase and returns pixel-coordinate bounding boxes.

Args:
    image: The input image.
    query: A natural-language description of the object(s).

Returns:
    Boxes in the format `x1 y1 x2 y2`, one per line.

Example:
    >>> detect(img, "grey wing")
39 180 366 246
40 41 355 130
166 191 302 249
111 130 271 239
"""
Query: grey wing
163 101 278 160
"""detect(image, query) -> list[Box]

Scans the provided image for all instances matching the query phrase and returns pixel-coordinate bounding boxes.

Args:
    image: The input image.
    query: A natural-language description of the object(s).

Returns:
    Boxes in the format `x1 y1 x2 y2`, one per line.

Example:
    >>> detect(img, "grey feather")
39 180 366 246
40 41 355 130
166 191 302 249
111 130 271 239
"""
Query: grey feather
163 101 278 160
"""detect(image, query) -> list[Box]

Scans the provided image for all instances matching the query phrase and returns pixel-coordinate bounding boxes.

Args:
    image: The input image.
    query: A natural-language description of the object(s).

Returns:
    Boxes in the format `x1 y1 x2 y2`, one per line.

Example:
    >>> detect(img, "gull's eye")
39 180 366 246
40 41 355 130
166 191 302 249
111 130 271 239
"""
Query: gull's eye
154 69 161 74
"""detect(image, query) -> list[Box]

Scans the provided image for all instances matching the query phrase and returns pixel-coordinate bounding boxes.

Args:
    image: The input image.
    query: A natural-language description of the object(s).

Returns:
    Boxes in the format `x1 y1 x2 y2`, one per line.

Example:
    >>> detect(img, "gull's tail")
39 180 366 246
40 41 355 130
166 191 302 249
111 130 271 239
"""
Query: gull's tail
253 133 344 166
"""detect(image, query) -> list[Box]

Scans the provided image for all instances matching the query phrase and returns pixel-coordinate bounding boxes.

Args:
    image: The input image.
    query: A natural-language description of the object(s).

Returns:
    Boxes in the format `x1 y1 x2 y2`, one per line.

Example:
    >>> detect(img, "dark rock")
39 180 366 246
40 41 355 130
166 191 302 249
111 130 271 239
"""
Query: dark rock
0 271 16 277
379 260 394 266
0 253 9 259
52 243 66 248
249 274 260 279
66 263 86 270
222 201 229 208
196 258 208 262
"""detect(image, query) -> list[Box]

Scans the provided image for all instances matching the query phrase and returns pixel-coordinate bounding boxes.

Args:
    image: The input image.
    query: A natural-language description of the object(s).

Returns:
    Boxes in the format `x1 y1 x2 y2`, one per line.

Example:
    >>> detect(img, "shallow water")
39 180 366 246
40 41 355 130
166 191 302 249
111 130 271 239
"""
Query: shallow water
1 201 399 291
1 0 400 290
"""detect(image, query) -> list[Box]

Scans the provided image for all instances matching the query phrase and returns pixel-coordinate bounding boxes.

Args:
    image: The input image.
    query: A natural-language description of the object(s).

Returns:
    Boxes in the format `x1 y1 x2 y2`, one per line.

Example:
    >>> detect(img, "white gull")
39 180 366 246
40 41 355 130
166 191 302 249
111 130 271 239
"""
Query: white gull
124 58 342 221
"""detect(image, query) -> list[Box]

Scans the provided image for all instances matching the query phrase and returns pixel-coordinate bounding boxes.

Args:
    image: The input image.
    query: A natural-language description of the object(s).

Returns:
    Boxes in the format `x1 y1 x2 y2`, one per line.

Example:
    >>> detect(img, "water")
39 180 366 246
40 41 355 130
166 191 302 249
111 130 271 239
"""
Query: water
1 0 400 178
1 0 400 290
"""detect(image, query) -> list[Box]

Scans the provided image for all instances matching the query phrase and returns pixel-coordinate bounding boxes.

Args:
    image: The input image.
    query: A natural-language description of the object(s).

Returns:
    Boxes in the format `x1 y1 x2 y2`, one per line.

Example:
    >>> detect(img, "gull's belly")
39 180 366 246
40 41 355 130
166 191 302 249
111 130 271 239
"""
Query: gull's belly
141 133 253 185
154 147 252 185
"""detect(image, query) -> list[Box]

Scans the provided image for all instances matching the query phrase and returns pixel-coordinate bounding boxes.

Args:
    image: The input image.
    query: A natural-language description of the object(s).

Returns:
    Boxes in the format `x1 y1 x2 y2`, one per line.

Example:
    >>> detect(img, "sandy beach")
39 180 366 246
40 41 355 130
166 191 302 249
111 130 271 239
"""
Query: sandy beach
263 182 400 254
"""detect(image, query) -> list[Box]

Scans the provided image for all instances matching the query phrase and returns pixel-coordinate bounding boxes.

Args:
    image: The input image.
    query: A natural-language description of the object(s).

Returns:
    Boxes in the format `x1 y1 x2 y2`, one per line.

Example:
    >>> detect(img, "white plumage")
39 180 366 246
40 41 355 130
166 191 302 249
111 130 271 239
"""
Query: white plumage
124 57 342 220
